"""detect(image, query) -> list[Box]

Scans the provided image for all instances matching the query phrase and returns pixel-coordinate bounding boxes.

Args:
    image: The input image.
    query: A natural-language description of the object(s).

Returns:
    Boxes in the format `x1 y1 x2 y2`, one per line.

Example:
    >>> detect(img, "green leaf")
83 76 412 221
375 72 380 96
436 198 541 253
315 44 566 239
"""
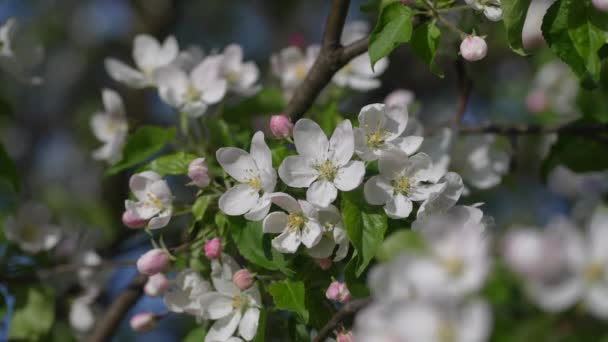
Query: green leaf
140 151 198 176
0 143 19 192
223 87 286 123
567 2 606 82
341 189 388 277
182 326 206 342
577 88 608 123
9 285 55 340
502 0 532 55
369 2 414 69
542 130 608 176
268 280 309 323
252 309 267 342
376 229 425 262
192 195 213 222
228 217 293 275
411 21 443 77
105 126 176 176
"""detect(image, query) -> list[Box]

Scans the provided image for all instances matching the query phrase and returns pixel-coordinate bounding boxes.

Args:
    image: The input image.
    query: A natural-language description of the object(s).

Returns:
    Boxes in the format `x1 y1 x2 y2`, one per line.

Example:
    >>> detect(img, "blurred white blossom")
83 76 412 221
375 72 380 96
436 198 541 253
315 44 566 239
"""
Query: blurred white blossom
465 0 503 21
271 45 319 99
90 88 128 164
4 202 62 253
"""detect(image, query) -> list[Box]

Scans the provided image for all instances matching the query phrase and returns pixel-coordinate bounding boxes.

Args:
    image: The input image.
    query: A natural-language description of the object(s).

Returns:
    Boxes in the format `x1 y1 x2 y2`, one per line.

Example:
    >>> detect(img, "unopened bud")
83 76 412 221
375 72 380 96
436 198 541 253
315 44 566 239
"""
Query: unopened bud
233 269 254 290
315 258 332 270
269 115 293 139
144 273 170 297
122 210 147 229
593 0 608 12
460 36 487 62
337 331 354 342
130 312 156 333
204 238 222 260
137 249 170 275
188 158 211 188
325 281 351 303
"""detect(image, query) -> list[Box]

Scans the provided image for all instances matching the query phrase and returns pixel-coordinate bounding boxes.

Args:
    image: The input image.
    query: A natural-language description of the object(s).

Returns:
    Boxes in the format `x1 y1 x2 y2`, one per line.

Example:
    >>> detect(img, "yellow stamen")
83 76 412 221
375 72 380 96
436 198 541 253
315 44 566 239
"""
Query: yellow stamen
246 176 262 191
287 213 306 233
185 84 201 102
315 160 338 182
392 176 411 195
232 294 249 310
584 263 604 283
442 258 464 276
294 63 307 80
146 192 163 208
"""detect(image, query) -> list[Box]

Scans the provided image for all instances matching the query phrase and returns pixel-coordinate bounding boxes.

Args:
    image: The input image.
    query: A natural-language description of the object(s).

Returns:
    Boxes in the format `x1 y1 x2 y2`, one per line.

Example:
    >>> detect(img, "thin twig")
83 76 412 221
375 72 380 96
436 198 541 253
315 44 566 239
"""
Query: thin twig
312 298 372 342
452 57 472 125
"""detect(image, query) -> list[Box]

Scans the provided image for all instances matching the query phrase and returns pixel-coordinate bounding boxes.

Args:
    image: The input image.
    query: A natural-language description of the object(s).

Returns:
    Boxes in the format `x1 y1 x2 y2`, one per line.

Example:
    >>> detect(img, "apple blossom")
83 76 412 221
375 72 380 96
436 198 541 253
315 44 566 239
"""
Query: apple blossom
199 255 262 341
502 228 564 282
326 281 351 303
522 0 553 50
217 44 260 95
593 0 608 12
337 331 354 342
333 21 388 90
137 249 170 275
90 88 128 164
460 36 488 62
269 114 293 139
188 158 211 188
154 56 227 117
233 269 254 290
306 204 349 261
105 34 178 88
465 0 502 21
122 210 147 229
416 172 464 220
130 312 156 333
271 45 319 99
451 135 510 190
529 61 580 121
144 273 170 297
353 103 423 161
364 151 445 219
124 171 173 229
279 119 365 207
0 18 15 57
205 238 222 260
262 193 323 253
164 269 212 318
4 202 62 254
217 131 277 221
69 289 98 333
384 89 415 109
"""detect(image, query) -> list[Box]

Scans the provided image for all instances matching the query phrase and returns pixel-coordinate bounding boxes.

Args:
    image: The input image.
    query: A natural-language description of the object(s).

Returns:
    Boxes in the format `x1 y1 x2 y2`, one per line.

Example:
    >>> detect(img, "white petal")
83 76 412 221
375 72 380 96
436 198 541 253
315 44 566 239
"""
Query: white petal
272 231 301 253
191 55 223 89
216 147 257 183
307 236 335 259
219 185 259 216
129 171 162 200
270 192 301 213
133 34 162 71
527 278 583 312
101 88 125 117
390 136 423 156
354 127 379 161
405 153 434 180
278 155 318 188
484 6 503 21
358 103 386 133
348 75 381 90
263 211 288 234
328 120 355 166
384 194 413 219
126 201 159 220
205 311 242 342
104 58 147 88
154 66 189 107
306 180 338 207
293 119 329 160
244 195 272 221
364 176 393 205
182 101 209 118
378 150 409 179
334 161 365 191
301 220 323 248
199 292 233 319
235 62 260 93
586 284 608 319
223 44 243 70
239 307 260 341
409 182 446 202
157 35 179 65
383 105 408 140
201 78 227 104
147 210 172 229
250 131 273 175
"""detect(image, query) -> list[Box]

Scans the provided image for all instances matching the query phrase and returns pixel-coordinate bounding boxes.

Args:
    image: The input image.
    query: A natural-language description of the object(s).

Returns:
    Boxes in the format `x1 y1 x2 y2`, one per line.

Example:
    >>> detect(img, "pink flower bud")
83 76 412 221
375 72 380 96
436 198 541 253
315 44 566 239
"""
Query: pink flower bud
122 210 147 229
204 238 222 260
315 258 332 270
136 249 170 275
233 269 254 290
337 331 354 342
460 36 487 62
526 90 547 114
288 33 305 48
593 0 608 12
269 115 293 139
325 281 351 303
130 312 156 333
144 273 170 297
188 158 211 188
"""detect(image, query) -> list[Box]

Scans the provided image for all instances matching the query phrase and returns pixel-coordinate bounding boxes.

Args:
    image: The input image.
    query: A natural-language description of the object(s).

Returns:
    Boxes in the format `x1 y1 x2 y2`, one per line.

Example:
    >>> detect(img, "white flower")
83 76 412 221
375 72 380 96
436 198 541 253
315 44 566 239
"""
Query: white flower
353 103 423 161
4 202 62 253
0 18 43 84
451 134 510 190
333 21 388 90
90 89 128 164
0 18 16 57
124 171 173 229
200 255 262 341
217 131 277 221
218 44 260 96
155 56 227 117
306 204 349 261
354 299 491 342
416 172 464 219
69 289 98 333
465 0 503 21
279 119 365 207
271 45 319 99
384 89 415 109
262 193 323 254
105 34 178 88
523 211 608 319
364 151 445 219
164 269 212 319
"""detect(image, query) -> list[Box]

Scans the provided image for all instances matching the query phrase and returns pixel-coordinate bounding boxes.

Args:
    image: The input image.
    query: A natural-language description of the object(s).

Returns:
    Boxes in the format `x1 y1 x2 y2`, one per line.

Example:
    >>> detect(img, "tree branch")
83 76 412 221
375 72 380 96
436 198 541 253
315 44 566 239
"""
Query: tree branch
285 0 370 121
88 274 148 342
312 298 372 342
